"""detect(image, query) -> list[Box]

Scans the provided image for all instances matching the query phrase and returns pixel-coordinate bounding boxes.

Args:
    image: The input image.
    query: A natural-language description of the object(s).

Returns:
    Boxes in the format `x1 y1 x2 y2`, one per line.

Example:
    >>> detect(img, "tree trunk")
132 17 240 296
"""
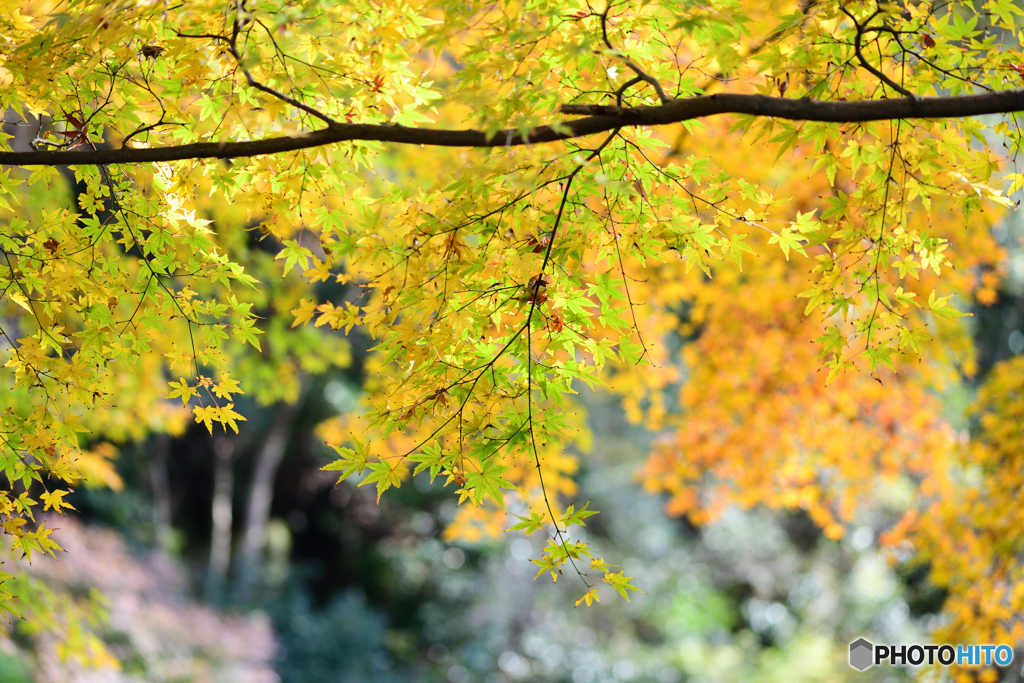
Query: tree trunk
236 381 308 589
150 434 173 554
209 436 236 579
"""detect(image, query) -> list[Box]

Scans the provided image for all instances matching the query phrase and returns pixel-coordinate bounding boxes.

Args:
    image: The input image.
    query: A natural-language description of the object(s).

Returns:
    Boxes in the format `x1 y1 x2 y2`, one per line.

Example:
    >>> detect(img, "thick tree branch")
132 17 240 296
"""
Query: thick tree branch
3 90 1024 167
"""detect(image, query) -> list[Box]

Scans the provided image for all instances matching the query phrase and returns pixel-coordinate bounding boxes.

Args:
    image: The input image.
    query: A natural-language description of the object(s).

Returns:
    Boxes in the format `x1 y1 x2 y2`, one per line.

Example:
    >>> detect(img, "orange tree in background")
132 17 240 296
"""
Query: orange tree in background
1 0 1023 640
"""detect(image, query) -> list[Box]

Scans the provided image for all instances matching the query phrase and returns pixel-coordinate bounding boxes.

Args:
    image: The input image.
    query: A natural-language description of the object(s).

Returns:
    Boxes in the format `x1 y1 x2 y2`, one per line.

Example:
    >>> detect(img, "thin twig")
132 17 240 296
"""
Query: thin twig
840 6 917 100
600 6 670 104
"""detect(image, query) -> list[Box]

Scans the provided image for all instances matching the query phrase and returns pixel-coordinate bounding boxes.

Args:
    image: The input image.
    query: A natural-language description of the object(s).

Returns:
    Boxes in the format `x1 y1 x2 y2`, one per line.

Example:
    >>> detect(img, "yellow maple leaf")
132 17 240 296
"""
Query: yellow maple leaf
193 405 216 433
212 375 243 399
41 489 75 514
290 298 318 327
574 588 600 608
166 377 197 406
218 403 246 434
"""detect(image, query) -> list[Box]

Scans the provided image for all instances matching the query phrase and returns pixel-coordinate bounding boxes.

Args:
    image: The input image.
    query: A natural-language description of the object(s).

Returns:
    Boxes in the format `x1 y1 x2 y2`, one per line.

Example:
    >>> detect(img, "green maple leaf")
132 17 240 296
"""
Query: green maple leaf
602 570 643 601
324 444 370 481
276 240 314 276
562 501 597 529
464 459 516 510
166 378 197 406
359 460 404 502
508 509 546 535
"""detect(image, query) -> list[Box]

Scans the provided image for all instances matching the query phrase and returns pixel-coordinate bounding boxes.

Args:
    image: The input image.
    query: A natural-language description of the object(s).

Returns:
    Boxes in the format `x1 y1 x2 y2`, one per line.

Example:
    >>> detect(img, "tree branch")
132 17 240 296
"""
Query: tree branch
840 6 916 99
3 90 1024 167
600 7 671 104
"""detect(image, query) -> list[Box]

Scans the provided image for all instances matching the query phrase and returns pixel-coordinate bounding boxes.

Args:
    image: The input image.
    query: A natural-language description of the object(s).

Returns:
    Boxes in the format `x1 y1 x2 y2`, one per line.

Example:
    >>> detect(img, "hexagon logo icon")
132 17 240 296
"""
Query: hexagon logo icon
849 638 874 671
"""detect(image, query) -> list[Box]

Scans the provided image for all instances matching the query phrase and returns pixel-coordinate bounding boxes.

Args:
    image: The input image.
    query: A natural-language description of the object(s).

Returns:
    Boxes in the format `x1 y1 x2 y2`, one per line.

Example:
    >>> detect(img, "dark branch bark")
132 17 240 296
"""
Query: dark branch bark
3 90 1024 167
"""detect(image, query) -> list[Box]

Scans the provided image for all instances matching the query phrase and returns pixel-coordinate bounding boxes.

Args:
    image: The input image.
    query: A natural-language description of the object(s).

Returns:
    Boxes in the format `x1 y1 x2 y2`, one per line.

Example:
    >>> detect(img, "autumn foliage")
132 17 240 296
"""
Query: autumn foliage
2 0 1024 664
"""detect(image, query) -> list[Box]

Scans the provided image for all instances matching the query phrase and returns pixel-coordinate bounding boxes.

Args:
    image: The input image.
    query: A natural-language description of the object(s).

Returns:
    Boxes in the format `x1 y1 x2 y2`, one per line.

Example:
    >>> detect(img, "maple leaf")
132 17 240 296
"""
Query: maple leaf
41 489 76 514
508 509 547 536
16 521 63 560
290 298 319 327
533 550 563 583
193 405 217 434
217 403 246 434
601 570 643 602
463 460 516 510
212 375 244 399
55 413 90 444
276 240 313 276
575 588 600 607
562 501 597 529
323 444 370 481
2 518 26 539
167 378 198 406
359 460 405 502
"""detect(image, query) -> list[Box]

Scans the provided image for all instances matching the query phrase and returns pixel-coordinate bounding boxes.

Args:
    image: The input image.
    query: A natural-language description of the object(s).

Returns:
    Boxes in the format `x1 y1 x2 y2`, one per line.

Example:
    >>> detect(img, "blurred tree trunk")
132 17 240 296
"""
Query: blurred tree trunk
209 437 236 579
150 434 173 554
237 381 308 591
